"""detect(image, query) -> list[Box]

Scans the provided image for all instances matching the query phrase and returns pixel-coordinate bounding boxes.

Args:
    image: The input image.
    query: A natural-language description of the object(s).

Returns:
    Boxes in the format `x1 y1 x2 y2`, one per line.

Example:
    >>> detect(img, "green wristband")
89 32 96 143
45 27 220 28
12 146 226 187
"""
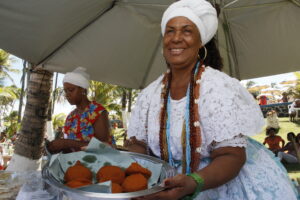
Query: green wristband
182 173 204 200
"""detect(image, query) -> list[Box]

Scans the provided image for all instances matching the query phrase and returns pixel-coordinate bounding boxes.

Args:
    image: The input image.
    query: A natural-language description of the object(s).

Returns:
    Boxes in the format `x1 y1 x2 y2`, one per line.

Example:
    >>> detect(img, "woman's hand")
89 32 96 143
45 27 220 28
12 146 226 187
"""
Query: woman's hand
133 174 197 200
125 136 148 154
47 139 85 153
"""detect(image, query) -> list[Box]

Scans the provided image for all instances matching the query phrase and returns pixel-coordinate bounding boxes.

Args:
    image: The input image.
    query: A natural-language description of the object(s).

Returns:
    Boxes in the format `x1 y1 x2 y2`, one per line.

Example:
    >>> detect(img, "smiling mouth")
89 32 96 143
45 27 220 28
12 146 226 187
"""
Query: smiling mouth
170 48 184 55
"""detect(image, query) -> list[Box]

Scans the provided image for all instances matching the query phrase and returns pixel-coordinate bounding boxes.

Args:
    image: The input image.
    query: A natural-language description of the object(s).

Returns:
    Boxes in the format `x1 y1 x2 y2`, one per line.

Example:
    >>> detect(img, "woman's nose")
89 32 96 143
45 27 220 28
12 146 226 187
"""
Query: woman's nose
172 31 183 43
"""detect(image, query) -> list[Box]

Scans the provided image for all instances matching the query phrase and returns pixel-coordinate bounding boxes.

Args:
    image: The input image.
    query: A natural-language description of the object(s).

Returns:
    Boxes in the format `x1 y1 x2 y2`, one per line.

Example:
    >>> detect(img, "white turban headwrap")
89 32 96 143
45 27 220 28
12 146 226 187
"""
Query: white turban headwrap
161 0 218 45
63 67 90 89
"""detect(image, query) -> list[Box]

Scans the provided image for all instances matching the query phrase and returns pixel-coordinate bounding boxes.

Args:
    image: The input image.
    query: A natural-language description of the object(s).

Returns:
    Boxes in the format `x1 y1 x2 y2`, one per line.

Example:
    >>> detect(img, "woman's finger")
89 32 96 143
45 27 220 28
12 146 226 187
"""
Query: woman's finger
80 146 87 151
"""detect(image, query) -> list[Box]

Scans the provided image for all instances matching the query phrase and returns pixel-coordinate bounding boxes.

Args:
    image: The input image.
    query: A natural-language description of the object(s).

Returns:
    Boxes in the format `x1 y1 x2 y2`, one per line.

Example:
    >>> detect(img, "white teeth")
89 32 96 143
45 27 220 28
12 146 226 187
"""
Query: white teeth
171 49 184 52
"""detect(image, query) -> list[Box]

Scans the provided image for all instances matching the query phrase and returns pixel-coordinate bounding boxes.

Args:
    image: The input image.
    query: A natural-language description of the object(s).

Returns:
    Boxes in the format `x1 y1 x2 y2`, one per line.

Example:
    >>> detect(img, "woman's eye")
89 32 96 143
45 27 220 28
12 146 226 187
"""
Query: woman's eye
64 88 74 93
165 29 174 34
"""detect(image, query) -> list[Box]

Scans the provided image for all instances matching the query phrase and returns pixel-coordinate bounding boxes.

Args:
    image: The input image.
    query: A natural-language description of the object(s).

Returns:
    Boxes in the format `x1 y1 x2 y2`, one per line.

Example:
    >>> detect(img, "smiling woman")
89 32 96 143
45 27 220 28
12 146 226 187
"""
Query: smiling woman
125 0 298 199
48 67 111 154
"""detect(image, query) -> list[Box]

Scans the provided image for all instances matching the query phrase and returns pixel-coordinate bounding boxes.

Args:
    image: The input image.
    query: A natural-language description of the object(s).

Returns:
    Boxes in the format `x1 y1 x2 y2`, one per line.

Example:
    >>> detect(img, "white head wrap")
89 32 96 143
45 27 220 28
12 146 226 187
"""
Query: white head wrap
63 67 90 89
161 0 218 45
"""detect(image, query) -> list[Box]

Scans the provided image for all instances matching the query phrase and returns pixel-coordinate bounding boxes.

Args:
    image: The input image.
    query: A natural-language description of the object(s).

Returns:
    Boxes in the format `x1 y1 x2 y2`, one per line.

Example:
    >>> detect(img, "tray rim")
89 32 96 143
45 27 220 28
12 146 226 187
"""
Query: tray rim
42 151 176 198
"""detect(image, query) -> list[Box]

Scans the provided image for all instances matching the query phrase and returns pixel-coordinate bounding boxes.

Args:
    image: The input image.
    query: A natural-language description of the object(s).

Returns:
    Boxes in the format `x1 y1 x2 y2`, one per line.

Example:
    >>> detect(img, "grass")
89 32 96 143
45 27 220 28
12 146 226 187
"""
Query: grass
251 117 300 182
252 117 300 143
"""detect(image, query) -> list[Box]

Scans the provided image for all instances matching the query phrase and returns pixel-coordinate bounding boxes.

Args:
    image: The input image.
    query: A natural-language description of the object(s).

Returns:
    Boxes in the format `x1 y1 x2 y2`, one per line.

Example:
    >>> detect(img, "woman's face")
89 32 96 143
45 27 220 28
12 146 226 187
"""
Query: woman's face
163 17 202 69
269 130 276 136
63 82 85 105
287 133 295 141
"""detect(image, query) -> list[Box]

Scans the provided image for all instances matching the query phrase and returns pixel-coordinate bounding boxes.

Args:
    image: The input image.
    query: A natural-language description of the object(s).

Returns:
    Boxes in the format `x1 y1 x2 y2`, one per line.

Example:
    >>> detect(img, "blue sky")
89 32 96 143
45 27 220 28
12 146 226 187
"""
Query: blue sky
3 55 298 115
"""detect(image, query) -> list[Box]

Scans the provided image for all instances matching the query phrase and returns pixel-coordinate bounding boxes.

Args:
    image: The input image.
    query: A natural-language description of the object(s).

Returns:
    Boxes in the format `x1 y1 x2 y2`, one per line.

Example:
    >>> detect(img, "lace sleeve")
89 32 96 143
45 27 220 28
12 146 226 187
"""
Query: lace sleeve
210 134 248 150
127 91 149 143
127 76 163 144
200 67 265 146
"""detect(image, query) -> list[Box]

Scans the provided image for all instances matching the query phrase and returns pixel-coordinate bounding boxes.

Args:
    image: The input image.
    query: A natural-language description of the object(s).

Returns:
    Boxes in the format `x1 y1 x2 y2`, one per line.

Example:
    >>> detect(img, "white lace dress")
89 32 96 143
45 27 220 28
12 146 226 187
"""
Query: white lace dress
127 67 298 200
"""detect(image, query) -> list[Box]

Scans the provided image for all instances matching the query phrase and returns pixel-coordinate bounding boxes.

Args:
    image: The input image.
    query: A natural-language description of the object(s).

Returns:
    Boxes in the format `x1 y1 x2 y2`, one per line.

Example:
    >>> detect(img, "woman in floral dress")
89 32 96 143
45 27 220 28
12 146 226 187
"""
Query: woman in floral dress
48 67 111 153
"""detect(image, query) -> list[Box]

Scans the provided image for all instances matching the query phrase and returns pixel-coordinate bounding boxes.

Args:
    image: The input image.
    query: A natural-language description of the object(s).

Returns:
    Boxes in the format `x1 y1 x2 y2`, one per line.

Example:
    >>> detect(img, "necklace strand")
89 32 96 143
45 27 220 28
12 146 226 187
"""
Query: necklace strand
159 61 205 173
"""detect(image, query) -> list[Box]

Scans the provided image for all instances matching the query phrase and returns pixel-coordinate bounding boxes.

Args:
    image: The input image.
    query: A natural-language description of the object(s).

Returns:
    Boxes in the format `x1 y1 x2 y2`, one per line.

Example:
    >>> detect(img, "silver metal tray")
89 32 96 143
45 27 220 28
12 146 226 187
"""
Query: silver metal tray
42 151 176 200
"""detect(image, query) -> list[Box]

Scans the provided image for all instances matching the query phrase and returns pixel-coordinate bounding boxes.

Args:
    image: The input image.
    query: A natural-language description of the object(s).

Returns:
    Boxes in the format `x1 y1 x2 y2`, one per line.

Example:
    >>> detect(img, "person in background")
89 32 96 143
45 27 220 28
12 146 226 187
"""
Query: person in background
0 132 7 143
266 110 280 131
111 122 119 145
263 128 285 154
282 92 288 103
125 0 298 199
278 132 299 164
289 101 297 122
48 67 111 153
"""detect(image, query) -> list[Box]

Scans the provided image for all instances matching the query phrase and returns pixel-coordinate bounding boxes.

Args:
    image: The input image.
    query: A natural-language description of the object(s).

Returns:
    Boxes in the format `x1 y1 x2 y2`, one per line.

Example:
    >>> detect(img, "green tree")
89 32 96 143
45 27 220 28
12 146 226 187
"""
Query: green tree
294 72 300 98
0 85 21 125
0 49 19 83
89 81 121 113
88 81 139 122
286 72 300 99
3 110 20 137
52 113 66 131
246 80 256 89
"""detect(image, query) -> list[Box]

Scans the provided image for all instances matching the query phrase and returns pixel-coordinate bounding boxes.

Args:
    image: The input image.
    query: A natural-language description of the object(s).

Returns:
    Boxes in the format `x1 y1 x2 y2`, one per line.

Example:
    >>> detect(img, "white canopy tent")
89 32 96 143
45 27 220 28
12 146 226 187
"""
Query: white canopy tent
217 0 300 80
0 0 299 89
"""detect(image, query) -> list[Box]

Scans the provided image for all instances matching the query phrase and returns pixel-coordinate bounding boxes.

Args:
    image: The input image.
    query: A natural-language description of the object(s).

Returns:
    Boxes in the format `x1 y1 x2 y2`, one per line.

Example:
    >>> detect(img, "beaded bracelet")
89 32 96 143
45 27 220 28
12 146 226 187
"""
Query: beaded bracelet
182 173 204 200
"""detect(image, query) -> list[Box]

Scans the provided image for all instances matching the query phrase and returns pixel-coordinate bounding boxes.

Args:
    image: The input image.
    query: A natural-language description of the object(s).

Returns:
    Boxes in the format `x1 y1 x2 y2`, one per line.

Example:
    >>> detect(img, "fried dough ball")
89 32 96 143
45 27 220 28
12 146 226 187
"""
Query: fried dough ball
64 161 92 182
97 165 125 184
122 173 148 192
125 162 152 179
111 183 123 193
65 178 92 188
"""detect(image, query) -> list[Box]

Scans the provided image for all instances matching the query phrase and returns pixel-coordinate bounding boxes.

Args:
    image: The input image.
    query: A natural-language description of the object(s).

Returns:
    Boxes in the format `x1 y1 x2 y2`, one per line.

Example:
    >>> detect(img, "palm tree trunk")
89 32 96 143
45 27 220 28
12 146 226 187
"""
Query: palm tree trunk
7 66 53 170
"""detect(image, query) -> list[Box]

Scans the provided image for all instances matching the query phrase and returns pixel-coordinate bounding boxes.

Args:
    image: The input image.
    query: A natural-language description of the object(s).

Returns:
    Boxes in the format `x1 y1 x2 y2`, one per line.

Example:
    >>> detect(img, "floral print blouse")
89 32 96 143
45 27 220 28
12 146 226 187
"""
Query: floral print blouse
64 101 106 142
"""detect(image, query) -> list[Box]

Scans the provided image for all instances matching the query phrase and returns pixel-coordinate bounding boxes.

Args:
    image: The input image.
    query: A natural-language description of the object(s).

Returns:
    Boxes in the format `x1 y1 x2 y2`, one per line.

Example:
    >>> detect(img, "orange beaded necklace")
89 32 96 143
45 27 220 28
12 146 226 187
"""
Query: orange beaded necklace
159 61 205 173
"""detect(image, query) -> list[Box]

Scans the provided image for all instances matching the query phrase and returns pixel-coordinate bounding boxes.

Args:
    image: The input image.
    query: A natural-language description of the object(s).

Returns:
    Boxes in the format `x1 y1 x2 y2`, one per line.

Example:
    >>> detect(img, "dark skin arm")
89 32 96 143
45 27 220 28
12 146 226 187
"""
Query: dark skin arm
135 146 246 200
280 139 285 148
93 110 110 143
280 142 292 152
125 136 148 154
197 146 246 190
263 138 267 145
48 111 111 154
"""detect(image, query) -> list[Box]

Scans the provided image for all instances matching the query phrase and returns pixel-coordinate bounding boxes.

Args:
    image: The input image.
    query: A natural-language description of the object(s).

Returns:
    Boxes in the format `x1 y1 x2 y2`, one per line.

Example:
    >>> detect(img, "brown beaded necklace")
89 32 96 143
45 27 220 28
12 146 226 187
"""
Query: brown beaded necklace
159 61 205 173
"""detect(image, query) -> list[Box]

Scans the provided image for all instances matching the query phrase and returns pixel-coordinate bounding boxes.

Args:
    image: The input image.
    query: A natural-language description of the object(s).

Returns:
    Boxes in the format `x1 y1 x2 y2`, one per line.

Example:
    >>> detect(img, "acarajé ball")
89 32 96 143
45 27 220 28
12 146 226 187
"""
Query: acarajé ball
64 160 93 182
111 183 123 193
122 173 148 192
125 162 152 179
97 165 125 185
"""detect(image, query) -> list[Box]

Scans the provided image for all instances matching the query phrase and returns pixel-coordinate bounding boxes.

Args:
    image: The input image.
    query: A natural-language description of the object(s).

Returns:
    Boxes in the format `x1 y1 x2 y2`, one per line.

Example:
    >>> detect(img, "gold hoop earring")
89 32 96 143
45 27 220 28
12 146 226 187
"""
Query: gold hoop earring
200 46 207 61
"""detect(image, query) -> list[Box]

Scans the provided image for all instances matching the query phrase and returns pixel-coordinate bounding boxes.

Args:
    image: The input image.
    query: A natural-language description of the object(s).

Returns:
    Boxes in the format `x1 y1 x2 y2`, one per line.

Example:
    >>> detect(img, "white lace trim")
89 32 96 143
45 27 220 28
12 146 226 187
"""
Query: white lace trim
211 134 247 150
